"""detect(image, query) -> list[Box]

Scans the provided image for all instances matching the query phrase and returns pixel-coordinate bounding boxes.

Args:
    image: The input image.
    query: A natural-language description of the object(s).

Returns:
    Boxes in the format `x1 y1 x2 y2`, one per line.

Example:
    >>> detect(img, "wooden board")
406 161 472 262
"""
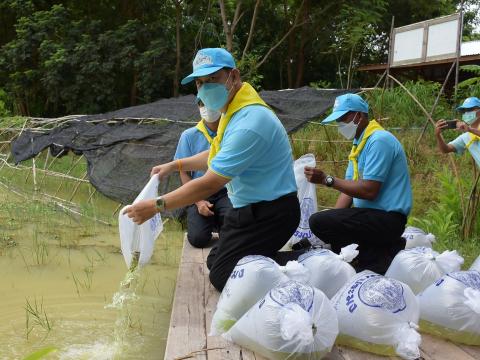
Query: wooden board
419 334 477 360
164 239 207 360
164 237 480 360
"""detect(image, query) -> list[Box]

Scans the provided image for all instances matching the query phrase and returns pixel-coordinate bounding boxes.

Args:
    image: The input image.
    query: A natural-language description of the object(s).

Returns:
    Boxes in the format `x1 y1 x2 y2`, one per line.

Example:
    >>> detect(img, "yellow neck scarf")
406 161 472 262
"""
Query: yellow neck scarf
466 127 480 149
195 120 214 144
348 119 384 181
207 82 268 165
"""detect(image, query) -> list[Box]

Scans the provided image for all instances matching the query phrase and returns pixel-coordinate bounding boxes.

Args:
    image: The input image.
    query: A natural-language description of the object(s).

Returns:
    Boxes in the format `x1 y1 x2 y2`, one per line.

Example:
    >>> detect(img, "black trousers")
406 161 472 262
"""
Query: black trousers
207 193 301 291
186 188 232 248
309 208 407 275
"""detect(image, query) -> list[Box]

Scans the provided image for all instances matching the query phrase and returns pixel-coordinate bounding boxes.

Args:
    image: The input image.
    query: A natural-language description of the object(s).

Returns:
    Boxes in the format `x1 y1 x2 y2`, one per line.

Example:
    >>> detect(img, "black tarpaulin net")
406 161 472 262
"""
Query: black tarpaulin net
11 87 352 204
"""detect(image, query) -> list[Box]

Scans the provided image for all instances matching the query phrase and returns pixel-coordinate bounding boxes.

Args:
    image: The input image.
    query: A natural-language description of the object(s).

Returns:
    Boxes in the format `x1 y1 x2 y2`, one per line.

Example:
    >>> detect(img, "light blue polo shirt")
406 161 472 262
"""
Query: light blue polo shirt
174 124 216 179
209 105 297 208
449 132 480 167
345 129 412 216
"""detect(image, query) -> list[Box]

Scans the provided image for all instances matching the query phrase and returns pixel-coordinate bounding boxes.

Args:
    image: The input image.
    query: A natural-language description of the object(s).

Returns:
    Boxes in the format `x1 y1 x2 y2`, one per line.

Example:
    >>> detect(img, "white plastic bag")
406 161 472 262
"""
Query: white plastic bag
224 280 338 359
402 227 435 249
471 255 480 271
210 255 289 336
385 247 464 294
288 154 323 247
118 174 163 269
298 244 358 298
332 271 421 359
280 260 311 284
418 270 480 345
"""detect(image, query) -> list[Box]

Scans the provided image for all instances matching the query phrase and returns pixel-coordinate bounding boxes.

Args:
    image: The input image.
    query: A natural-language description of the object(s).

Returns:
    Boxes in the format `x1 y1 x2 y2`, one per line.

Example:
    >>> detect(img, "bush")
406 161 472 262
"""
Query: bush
458 65 480 99
0 89 11 116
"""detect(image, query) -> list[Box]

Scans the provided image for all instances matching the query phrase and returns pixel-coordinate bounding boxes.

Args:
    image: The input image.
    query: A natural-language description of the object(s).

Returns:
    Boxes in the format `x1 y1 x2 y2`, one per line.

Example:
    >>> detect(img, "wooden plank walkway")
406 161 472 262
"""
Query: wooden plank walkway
164 238 480 360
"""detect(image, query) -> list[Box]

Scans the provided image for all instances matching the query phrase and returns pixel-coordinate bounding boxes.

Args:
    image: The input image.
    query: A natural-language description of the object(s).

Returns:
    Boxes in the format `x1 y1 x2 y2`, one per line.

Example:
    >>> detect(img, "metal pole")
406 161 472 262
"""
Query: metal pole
454 9 464 104
386 16 395 88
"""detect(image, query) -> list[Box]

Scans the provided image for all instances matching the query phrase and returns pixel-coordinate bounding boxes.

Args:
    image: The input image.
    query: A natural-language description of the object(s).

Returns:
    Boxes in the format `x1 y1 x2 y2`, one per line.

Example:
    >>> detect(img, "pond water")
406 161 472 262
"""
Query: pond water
0 167 184 359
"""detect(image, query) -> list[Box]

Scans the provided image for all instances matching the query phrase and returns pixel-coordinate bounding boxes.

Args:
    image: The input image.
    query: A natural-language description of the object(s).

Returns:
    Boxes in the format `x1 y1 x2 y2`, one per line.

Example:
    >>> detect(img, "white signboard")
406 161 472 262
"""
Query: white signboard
393 28 424 64
391 13 461 67
426 19 459 60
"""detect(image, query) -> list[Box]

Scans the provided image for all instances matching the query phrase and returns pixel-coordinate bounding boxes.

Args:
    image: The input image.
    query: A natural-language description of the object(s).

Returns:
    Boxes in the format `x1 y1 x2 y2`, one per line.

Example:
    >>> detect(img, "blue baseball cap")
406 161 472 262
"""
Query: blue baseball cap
457 97 480 111
181 48 236 85
321 93 369 124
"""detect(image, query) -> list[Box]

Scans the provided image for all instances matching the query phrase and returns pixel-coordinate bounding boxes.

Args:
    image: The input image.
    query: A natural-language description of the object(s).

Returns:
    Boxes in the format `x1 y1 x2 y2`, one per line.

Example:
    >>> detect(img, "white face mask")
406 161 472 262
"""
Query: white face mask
338 114 359 140
199 106 221 123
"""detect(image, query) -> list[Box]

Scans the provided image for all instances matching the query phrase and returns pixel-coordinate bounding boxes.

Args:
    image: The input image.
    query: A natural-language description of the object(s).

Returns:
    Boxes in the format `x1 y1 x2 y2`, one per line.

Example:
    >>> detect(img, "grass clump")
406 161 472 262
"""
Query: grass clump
25 297 53 339
71 265 95 296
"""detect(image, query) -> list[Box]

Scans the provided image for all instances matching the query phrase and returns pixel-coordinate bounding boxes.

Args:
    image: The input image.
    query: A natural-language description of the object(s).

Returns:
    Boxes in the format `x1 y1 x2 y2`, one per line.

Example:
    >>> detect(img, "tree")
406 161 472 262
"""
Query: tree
0 0 478 116
173 0 183 97
218 0 244 52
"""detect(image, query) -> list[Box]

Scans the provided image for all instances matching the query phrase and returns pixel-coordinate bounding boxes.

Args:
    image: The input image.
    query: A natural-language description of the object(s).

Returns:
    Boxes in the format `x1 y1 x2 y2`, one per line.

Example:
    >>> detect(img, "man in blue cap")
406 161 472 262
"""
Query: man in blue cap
123 48 300 291
173 99 232 248
435 97 480 167
304 93 412 274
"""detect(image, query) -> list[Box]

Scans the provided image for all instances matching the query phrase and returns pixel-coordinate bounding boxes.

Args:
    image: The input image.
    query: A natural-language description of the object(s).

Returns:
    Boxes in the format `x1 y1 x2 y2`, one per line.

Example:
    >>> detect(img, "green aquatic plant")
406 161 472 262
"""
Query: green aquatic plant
71 265 94 296
22 346 57 360
129 251 140 273
92 247 107 263
31 230 49 265
25 297 53 339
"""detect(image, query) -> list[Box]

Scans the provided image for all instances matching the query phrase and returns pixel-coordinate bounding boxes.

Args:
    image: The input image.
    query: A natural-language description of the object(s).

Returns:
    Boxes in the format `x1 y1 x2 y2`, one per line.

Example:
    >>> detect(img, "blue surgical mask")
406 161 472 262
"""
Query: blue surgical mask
197 72 233 111
462 111 478 125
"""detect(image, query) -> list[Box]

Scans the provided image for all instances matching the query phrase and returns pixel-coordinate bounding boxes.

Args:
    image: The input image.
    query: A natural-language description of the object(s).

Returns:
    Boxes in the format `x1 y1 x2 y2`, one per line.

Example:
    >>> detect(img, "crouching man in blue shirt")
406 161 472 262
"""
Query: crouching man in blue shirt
174 100 232 248
123 48 300 291
305 94 412 274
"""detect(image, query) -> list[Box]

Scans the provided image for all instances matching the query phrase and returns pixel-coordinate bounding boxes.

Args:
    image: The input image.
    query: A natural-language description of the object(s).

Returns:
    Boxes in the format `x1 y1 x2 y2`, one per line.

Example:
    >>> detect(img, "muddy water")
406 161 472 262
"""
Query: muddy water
0 182 183 359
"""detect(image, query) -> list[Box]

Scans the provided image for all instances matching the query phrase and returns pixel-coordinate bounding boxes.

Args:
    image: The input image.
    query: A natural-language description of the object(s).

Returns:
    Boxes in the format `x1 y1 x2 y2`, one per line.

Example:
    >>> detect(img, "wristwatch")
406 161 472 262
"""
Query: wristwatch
155 196 166 212
325 175 335 187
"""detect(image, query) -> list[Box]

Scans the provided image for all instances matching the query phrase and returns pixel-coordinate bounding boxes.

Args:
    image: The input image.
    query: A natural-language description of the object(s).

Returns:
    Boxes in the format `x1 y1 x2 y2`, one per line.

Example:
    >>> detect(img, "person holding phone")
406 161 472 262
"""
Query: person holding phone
435 97 480 166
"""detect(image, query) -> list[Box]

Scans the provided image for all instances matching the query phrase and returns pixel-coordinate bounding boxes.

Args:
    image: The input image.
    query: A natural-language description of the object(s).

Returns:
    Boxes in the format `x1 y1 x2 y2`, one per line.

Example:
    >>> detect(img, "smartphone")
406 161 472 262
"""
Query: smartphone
445 120 457 129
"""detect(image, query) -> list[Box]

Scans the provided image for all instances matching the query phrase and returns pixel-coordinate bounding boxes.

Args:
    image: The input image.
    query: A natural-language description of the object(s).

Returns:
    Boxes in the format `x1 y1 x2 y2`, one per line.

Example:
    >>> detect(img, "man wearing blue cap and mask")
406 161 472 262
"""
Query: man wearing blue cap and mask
173 99 232 248
123 48 300 291
304 93 412 274
435 97 480 167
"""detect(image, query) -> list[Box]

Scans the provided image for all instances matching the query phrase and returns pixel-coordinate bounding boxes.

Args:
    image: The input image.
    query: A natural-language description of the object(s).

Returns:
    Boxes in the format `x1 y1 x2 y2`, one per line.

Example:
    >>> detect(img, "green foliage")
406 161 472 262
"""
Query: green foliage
329 0 388 87
309 80 332 89
0 88 11 116
410 168 461 240
237 52 264 90
365 80 451 127
407 166 479 267
0 2 178 115
458 65 480 99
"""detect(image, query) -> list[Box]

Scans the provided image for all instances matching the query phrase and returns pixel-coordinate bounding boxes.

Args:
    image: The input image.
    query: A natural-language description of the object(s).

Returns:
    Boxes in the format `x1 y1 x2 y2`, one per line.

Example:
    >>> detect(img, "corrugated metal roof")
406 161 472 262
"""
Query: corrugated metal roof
461 40 480 56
